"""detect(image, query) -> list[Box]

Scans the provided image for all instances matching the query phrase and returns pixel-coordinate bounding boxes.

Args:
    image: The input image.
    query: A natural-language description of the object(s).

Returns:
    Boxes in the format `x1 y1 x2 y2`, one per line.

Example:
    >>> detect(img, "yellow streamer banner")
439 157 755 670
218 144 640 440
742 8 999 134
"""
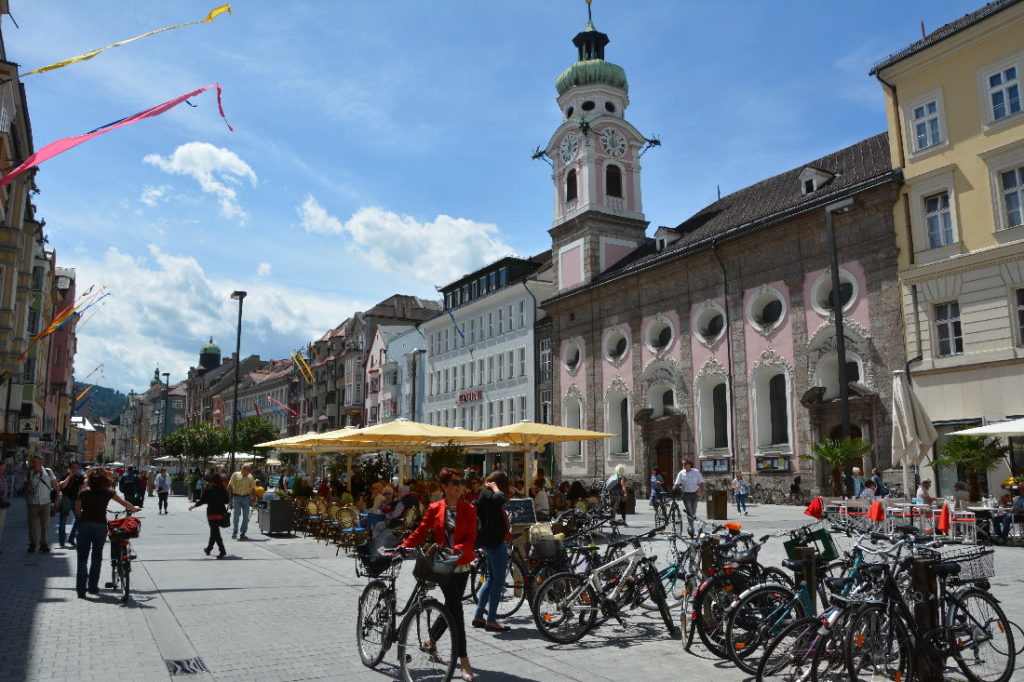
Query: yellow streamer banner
24 4 232 76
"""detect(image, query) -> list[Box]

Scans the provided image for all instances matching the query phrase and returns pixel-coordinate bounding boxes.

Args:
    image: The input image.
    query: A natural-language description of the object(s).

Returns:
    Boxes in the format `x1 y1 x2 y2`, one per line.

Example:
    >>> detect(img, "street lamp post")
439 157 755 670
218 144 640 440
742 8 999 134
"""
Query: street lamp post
161 372 170 467
825 198 855 439
229 290 247 477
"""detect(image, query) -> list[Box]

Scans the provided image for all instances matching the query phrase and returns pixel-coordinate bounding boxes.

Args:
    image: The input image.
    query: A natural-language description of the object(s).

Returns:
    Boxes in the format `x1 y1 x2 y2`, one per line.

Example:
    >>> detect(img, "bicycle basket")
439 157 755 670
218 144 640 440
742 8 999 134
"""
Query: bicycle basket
355 531 400 578
939 547 995 582
107 516 141 539
412 545 458 586
529 537 564 561
783 527 838 562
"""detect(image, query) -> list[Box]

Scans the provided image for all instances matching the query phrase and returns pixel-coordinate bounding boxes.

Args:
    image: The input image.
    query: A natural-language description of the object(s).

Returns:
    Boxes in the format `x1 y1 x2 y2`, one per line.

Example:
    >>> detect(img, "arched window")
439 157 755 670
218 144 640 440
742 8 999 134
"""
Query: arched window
606 164 623 198
619 398 629 452
607 393 630 456
662 389 674 407
769 374 789 445
564 395 582 460
712 383 728 448
566 169 578 202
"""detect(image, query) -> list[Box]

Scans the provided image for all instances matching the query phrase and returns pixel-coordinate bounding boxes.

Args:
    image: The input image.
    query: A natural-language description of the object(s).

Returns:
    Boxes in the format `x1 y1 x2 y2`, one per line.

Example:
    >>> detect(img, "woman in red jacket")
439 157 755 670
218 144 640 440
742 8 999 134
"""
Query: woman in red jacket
400 467 477 681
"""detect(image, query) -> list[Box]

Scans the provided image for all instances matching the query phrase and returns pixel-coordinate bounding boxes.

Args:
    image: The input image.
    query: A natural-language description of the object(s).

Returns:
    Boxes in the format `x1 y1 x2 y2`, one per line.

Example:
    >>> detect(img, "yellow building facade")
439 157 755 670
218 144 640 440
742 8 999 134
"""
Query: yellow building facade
873 0 1024 493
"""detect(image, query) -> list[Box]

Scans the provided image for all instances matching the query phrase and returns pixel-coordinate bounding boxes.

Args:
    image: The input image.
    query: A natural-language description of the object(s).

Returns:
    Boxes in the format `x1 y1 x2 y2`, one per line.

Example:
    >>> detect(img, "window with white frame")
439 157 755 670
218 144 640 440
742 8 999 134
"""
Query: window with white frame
540 390 552 424
987 64 1021 122
444 368 450 392
518 301 526 328
487 356 494 383
935 301 963 357
1000 165 1024 229
506 350 514 378
478 359 485 385
488 313 493 337
497 308 503 334
518 347 526 376
487 402 494 428
519 395 527 421
539 339 552 381
497 355 504 381
1016 289 1024 346
460 364 466 389
925 191 954 248
497 399 504 426
469 319 475 344
912 99 943 151
469 361 475 387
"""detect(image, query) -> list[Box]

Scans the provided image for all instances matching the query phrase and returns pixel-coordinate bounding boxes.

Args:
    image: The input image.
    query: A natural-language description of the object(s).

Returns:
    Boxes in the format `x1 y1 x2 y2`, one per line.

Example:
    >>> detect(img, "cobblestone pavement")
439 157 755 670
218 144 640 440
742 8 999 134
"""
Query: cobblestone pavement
1 494 1022 681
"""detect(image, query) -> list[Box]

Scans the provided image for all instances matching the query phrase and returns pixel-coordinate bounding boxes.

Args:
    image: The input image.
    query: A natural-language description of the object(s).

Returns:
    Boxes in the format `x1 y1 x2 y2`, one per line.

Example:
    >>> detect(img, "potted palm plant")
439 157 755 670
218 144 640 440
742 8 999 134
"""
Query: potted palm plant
932 435 1010 502
802 437 874 497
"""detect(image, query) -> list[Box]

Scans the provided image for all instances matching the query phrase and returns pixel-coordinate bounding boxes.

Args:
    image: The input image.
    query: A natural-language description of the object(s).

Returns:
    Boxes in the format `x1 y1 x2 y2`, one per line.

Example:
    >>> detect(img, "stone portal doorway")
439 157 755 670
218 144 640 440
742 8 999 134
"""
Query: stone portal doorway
829 424 865 487
655 438 673 480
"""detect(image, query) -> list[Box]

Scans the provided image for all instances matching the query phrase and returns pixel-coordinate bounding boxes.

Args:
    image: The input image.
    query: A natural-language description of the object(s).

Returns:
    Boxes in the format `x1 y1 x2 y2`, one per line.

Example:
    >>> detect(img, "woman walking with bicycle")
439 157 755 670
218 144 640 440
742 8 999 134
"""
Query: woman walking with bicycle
74 467 139 598
472 470 512 634
189 473 229 558
400 467 478 681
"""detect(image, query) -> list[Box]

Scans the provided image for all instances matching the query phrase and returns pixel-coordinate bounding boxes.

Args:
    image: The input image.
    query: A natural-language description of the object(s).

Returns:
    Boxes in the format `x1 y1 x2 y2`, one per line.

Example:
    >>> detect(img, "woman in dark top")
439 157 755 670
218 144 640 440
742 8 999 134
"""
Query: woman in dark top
567 480 588 505
189 473 229 558
471 470 512 633
74 468 139 598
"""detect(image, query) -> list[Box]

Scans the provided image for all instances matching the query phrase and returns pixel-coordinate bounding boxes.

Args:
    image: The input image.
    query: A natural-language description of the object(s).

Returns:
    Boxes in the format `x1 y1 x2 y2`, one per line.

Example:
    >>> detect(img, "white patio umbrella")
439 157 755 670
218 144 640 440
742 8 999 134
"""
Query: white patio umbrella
892 369 938 496
951 417 1024 437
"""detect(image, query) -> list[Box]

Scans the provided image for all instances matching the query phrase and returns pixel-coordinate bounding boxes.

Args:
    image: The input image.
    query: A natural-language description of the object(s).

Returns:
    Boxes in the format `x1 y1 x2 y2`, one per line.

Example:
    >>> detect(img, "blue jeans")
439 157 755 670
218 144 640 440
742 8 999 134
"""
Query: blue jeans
232 494 251 535
473 542 509 623
736 493 747 513
76 521 107 595
650 489 664 505
59 502 79 545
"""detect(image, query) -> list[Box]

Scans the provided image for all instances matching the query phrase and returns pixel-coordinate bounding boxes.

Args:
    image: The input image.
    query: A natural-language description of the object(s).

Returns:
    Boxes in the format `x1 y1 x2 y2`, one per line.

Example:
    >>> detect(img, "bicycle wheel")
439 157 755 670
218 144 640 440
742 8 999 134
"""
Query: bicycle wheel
947 589 1015 682
643 564 675 633
669 505 684 537
527 560 564 613
532 572 598 644
692 574 740 659
641 564 682 611
725 584 805 675
397 597 456 682
356 580 392 668
756 616 821 682
843 604 912 682
468 555 486 603
493 555 528 619
120 559 131 603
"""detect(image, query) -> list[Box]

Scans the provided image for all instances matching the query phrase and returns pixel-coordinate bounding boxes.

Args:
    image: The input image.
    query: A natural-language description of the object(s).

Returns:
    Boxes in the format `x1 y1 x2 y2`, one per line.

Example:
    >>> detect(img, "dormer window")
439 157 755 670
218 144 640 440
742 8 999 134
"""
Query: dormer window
656 238 666 251
798 167 833 196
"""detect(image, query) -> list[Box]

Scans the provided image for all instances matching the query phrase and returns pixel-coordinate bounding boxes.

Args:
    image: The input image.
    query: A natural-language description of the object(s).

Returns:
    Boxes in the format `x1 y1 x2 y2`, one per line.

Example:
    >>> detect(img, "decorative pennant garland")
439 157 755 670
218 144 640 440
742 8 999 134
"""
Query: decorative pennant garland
24 5 232 76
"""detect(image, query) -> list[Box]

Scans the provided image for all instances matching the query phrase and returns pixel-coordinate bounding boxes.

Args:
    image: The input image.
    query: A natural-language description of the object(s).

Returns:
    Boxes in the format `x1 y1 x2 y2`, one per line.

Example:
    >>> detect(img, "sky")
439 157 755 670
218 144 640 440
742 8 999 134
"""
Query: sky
3 0 985 393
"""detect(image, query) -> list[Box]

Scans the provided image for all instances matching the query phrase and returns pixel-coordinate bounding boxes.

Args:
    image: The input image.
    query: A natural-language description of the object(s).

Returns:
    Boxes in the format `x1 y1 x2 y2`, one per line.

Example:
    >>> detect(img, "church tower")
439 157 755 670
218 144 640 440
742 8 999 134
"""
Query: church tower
546 8 648 292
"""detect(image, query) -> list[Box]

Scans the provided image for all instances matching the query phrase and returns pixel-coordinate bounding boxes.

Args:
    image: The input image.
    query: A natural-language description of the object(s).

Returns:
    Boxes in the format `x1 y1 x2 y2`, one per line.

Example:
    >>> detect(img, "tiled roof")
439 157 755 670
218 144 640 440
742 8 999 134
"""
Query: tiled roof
547 133 898 303
870 0 1022 74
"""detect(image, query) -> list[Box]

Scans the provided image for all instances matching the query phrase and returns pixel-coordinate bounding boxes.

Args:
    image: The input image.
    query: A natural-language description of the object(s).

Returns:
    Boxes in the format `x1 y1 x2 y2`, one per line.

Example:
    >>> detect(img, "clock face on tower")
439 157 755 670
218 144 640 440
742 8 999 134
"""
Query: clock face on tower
600 128 627 158
559 132 579 163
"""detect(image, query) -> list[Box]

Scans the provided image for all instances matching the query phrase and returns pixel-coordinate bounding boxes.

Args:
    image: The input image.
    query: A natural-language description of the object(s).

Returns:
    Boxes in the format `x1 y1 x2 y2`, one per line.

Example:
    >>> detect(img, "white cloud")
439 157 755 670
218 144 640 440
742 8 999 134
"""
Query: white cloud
70 245 364 393
140 185 170 207
298 195 344 234
298 197 517 285
143 142 257 222
256 262 272 277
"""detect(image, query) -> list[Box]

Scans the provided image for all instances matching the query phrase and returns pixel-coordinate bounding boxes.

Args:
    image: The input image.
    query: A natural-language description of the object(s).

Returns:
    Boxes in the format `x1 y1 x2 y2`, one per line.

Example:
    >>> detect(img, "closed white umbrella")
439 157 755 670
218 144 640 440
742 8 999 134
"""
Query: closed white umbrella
892 369 938 496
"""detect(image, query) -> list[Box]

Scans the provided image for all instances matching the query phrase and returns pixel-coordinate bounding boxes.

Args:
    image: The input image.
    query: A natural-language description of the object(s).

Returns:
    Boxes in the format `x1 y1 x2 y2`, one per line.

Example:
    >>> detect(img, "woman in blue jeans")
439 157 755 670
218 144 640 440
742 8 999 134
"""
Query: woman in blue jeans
74 468 139 598
472 470 512 632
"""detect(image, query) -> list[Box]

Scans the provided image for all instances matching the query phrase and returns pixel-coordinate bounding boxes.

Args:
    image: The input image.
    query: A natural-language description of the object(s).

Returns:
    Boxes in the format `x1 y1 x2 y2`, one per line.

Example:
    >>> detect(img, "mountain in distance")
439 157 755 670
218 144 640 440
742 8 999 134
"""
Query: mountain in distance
73 383 128 421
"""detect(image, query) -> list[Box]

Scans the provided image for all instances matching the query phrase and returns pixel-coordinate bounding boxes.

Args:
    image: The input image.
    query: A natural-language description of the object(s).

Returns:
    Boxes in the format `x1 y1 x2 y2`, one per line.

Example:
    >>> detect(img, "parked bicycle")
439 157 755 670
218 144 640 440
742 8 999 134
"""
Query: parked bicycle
104 509 140 604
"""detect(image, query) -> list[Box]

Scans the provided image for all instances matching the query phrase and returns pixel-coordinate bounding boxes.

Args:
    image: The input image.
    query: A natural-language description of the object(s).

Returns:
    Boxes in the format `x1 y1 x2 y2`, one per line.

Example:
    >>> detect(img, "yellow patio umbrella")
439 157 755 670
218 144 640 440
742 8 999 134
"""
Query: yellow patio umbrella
475 421 615 482
308 419 493 481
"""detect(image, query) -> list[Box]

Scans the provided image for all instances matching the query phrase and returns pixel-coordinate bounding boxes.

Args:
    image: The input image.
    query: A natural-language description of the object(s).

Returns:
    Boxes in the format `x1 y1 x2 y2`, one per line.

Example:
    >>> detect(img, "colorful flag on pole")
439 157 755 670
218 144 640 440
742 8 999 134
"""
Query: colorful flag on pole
24 5 232 76
0 83 233 188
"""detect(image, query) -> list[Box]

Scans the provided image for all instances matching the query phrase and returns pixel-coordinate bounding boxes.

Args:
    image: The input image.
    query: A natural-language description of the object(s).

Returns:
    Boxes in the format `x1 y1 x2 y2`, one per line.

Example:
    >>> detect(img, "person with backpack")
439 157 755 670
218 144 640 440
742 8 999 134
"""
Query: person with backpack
119 467 142 507
23 455 59 552
870 467 887 497
58 461 84 548
605 464 629 526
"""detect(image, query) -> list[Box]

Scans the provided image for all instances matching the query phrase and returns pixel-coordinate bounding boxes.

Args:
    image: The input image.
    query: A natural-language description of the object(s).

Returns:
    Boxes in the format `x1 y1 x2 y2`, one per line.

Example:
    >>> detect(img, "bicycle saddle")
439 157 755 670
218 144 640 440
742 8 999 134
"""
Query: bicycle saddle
782 558 814 571
825 576 855 592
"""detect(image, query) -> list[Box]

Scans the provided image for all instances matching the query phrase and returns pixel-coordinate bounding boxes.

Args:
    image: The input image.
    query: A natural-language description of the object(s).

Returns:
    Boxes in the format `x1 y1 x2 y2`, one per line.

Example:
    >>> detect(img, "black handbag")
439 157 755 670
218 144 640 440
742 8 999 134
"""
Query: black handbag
218 512 231 528
412 544 458 587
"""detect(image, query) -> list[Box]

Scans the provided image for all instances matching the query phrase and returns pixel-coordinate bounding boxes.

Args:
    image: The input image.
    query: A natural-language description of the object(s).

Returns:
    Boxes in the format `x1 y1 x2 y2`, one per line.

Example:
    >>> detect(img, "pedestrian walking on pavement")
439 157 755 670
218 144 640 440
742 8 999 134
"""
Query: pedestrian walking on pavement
137 470 148 507
118 467 142 507
672 458 705 534
58 461 84 548
399 467 478 681
0 460 11 554
75 467 139 598
22 455 59 552
147 469 156 498
472 470 513 634
154 468 171 514
732 471 749 516
190 473 229 558
227 463 256 541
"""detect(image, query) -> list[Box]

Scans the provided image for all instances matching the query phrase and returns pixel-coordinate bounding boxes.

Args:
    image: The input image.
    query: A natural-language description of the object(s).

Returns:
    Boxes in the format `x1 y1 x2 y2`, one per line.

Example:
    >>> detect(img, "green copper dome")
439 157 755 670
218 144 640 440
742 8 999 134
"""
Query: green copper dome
555 21 627 96
556 59 628 96
200 337 220 355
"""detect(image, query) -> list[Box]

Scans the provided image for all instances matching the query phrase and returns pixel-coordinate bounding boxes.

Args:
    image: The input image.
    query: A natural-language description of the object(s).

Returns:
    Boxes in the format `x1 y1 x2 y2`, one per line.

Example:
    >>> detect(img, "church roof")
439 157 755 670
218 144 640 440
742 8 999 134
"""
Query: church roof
556 58 628 96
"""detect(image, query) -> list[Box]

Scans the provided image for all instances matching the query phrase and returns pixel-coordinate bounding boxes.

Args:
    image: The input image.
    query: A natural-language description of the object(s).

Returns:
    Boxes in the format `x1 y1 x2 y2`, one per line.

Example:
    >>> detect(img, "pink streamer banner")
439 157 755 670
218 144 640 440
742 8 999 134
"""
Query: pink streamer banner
0 82 233 188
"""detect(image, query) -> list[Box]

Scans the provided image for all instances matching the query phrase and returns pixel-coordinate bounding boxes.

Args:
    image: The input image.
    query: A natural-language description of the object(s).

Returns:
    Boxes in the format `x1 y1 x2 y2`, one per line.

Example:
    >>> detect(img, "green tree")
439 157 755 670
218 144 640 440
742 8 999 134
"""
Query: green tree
361 451 397 484
178 422 230 464
160 428 187 458
933 435 1010 502
802 437 874 496
422 442 465 480
237 416 282 453
277 451 299 469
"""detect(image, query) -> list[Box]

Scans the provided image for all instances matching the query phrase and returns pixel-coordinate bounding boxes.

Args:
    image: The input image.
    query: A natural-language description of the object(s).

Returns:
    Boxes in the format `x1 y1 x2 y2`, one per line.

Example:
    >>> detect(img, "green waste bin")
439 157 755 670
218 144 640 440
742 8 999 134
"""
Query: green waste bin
706 489 728 520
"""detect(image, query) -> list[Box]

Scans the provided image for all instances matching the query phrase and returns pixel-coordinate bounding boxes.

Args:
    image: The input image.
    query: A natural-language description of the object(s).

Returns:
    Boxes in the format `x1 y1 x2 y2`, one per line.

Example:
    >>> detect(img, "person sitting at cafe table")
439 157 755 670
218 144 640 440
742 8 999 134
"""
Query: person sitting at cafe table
993 488 1024 544
857 480 878 499
915 479 936 504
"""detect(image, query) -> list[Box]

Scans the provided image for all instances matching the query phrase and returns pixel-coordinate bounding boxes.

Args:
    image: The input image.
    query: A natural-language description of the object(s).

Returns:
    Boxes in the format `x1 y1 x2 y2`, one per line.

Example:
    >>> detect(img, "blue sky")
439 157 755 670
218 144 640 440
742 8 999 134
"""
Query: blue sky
4 0 983 393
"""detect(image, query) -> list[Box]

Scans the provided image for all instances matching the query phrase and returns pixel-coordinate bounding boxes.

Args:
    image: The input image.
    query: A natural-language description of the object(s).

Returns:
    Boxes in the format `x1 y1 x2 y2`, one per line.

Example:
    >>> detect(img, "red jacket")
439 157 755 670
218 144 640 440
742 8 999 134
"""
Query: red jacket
401 497 477 567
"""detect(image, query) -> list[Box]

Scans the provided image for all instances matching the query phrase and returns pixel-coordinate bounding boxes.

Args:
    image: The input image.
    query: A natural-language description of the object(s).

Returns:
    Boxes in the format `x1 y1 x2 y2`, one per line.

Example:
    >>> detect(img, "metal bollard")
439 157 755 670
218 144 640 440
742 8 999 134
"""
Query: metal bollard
701 537 719 576
911 557 943 682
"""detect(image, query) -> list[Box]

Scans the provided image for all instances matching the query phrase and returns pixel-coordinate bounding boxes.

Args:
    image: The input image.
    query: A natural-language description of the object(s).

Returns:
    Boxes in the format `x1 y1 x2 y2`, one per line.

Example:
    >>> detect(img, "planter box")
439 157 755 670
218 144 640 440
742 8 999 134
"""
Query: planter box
170 480 187 496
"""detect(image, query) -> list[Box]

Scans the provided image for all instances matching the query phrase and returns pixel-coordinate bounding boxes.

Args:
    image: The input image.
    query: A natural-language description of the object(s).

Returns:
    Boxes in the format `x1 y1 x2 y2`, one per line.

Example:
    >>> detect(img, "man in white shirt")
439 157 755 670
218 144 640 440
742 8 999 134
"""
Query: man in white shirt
154 468 172 515
915 479 935 505
24 455 59 552
673 459 705 534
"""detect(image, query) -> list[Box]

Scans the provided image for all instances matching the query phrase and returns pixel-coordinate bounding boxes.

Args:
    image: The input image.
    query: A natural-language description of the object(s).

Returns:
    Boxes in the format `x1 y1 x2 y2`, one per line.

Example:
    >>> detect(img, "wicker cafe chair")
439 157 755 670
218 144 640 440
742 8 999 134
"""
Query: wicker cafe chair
301 501 322 538
393 503 422 542
291 497 311 534
336 505 369 556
